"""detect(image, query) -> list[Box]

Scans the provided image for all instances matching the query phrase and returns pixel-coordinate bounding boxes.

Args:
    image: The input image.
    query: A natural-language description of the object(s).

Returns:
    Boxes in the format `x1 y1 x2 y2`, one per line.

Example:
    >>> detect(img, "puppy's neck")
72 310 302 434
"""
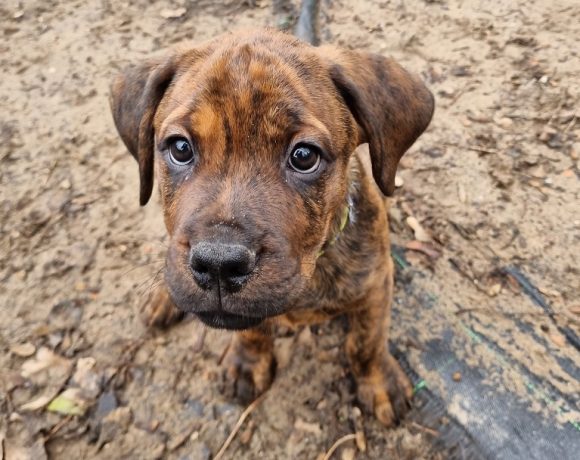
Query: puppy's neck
316 158 360 258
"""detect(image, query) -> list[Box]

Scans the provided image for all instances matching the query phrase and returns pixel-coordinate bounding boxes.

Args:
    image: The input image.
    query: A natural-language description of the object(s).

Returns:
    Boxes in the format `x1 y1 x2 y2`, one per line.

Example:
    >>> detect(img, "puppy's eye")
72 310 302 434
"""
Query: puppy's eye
168 137 194 166
288 144 321 173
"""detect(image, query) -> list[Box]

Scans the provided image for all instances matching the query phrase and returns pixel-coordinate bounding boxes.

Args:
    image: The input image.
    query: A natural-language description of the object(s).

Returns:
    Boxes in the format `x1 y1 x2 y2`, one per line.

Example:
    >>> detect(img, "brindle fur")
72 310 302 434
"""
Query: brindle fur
110 29 434 426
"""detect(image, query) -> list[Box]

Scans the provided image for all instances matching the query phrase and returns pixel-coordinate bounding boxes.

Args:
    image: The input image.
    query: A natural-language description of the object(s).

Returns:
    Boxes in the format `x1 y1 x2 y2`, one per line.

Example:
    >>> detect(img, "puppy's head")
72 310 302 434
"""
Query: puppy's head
110 30 433 330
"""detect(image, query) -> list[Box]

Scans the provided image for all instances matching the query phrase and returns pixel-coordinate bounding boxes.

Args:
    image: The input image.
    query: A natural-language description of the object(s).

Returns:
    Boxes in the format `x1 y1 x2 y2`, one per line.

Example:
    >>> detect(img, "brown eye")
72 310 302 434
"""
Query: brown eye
288 145 321 173
168 138 194 165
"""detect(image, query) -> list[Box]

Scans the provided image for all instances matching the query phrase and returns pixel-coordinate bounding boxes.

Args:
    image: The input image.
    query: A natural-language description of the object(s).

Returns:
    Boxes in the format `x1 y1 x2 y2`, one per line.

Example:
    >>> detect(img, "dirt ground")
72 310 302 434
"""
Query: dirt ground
1 0 579 459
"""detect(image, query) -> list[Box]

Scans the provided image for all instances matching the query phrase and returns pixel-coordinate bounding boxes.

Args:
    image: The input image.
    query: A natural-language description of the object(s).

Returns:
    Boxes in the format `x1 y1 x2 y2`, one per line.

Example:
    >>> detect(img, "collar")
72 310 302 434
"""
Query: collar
316 203 351 259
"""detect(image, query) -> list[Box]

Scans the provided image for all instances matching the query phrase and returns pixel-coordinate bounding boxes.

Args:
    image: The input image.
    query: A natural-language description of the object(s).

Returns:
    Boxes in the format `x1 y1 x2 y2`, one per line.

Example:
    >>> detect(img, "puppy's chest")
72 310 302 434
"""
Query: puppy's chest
303 242 387 311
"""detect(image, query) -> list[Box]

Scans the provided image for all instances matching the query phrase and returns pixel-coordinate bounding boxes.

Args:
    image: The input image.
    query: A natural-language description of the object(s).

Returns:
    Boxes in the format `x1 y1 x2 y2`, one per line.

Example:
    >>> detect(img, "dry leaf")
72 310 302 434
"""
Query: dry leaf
550 333 565 348
457 182 467 203
21 347 72 380
19 394 54 412
19 347 73 412
10 342 36 357
160 7 186 19
47 388 90 415
341 447 356 460
294 418 322 435
71 357 101 398
405 216 431 242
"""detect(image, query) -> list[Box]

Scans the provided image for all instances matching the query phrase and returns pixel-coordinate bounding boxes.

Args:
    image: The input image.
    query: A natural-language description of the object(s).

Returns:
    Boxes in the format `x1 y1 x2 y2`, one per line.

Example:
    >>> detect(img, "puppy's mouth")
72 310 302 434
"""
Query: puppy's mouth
195 311 265 330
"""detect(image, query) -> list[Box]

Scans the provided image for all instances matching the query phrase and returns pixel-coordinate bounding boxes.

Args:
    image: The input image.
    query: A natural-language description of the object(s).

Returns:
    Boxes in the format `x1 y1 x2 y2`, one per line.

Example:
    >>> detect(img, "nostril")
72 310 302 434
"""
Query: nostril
189 242 256 291
192 261 209 274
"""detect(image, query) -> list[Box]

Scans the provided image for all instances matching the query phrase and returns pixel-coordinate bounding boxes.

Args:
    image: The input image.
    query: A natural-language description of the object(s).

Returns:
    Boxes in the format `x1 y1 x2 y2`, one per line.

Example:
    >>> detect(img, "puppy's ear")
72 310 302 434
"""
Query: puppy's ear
321 48 434 196
109 56 177 205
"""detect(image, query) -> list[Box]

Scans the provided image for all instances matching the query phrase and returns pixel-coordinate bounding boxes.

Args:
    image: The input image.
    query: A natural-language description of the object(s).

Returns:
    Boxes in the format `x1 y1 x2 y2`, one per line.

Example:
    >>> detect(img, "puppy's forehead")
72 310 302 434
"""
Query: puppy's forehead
159 36 327 132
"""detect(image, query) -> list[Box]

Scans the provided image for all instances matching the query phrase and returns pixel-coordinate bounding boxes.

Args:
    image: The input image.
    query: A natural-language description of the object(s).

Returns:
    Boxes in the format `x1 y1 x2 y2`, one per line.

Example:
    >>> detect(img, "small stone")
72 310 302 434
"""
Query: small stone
550 333 565 348
59 178 72 190
496 117 513 129
452 372 462 382
95 391 118 419
394 174 404 188
487 283 502 296
297 326 313 346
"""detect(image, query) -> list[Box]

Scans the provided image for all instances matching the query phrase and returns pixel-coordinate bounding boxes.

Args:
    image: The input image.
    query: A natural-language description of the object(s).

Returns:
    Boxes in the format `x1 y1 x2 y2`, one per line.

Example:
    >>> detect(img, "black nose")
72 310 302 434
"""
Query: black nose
189 242 256 292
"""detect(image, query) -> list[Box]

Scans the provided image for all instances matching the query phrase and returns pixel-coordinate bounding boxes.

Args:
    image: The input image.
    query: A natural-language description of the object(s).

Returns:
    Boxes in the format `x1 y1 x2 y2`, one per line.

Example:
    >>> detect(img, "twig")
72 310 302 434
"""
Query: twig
443 142 498 156
217 336 232 366
411 421 439 437
322 434 357 460
192 327 207 353
43 414 74 442
213 393 267 460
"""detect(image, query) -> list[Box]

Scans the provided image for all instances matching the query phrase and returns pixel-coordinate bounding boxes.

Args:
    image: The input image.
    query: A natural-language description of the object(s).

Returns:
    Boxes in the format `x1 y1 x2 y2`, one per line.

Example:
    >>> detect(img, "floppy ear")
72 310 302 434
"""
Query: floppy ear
321 47 434 196
109 56 177 205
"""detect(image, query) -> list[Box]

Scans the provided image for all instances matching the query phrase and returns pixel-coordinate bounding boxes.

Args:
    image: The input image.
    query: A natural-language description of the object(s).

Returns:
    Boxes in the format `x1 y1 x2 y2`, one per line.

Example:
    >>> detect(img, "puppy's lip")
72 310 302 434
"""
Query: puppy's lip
195 311 264 330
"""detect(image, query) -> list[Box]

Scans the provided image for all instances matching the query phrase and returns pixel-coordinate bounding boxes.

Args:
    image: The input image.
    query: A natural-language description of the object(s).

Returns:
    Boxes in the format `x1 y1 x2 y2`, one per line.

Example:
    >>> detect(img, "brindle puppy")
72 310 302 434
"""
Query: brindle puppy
110 29 434 426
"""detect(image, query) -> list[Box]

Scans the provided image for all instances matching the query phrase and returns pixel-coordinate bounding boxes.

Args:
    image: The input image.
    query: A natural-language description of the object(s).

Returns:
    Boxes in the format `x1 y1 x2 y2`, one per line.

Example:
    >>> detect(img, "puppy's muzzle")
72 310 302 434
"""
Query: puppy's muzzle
189 242 256 293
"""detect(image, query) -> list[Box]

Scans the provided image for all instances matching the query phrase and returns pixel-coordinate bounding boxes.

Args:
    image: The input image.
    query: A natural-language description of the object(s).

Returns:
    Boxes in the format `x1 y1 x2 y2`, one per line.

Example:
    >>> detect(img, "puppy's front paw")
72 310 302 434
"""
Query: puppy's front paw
141 285 185 329
356 353 412 427
222 340 276 404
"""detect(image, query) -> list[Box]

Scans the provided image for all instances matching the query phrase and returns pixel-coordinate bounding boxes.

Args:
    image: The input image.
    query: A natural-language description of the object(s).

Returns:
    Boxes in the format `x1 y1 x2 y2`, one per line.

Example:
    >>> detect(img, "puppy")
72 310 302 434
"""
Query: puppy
110 29 434 426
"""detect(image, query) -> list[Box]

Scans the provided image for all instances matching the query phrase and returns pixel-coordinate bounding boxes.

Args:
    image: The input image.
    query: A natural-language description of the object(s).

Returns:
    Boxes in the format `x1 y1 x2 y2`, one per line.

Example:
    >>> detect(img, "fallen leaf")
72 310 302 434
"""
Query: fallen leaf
2 369 26 391
10 342 36 357
71 357 101 398
47 388 90 416
457 182 467 203
405 240 441 259
19 348 73 412
405 216 431 242
19 394 54 412
550 333 565 348
160 7 186 19
294 418 322 436
21 347 72 380
341 447 356 460
538 286 561 298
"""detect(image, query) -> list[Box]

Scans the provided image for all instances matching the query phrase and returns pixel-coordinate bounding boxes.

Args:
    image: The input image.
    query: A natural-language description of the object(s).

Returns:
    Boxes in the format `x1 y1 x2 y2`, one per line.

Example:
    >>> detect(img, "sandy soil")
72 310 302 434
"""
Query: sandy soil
1 0 578 459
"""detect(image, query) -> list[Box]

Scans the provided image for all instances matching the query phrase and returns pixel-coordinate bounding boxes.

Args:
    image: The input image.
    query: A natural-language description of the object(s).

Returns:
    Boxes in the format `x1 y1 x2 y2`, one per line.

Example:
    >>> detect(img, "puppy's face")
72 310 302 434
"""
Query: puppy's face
110 31 434 330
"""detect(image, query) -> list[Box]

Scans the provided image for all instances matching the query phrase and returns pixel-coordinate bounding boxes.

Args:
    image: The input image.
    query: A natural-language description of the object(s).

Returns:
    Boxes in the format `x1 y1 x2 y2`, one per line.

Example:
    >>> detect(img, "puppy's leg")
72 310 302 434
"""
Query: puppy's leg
223 326 276 404
140 283 185 329
346 259 412 426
